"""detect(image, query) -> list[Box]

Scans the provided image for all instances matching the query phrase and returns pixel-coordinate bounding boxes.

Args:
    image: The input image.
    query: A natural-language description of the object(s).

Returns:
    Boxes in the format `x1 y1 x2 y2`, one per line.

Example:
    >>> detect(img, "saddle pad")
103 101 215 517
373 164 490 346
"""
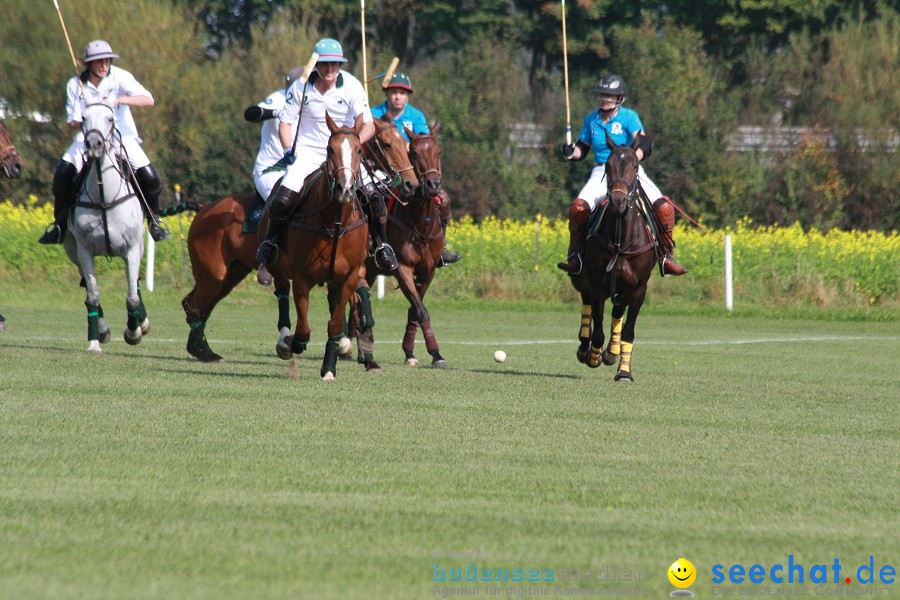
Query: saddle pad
241 193 266 234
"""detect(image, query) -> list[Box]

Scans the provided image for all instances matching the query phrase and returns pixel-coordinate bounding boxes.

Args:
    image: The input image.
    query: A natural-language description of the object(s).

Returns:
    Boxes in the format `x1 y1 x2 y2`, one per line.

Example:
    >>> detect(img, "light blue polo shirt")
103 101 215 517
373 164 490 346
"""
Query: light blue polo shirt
578 106 643 164
371 102 429 142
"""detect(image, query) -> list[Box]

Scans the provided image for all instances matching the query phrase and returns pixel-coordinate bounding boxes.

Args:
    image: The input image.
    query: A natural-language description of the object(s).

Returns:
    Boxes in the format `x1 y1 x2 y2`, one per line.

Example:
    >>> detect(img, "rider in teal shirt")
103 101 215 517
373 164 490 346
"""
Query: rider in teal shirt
372 73 461 267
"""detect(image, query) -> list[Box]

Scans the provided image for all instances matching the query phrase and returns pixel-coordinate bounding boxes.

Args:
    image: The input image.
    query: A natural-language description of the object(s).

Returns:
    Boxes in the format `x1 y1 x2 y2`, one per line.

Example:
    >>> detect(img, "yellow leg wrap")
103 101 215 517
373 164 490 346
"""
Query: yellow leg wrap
618 341 633 373
579 304 592 339
589 344 603 367
609 317 624 355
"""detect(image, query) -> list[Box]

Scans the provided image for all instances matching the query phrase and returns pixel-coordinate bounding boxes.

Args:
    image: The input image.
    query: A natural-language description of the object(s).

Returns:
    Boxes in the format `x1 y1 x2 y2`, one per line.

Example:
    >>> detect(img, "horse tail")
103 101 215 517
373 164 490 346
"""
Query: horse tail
160 201 201 216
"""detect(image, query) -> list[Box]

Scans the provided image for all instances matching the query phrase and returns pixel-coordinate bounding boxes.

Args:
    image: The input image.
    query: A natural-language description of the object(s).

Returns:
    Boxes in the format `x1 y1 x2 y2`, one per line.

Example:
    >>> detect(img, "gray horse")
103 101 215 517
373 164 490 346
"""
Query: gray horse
63 103 149 353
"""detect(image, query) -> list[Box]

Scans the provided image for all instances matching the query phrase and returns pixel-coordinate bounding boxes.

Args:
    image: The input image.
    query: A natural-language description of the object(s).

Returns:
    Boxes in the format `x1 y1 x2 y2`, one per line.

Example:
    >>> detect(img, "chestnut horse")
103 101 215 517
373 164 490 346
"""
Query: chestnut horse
0 120 24 330
181 113 417 363
356 125 448 368
261 114 371 381
570 133 656 381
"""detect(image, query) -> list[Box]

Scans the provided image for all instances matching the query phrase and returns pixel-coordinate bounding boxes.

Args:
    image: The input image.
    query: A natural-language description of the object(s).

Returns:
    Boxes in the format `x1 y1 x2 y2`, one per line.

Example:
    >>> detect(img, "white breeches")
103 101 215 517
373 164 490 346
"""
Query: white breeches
63 136 149 172
279 146 326 193
253 169 284 202
577 164 663 210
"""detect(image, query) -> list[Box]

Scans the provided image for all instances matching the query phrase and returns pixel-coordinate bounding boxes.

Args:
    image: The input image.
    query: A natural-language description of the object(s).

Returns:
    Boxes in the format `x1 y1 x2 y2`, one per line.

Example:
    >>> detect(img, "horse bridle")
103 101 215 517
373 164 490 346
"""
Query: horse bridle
606 152 640 212
409 135 442 193
0 142 19 170
366 129 415 191
82 104 119 159
324 127 361 198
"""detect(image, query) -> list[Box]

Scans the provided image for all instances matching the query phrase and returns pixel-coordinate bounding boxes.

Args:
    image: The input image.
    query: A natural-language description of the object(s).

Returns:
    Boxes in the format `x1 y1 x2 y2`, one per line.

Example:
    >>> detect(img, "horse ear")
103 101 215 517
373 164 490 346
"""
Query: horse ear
403 125 415 140
430 122 440 137
379 112 393 125
606 132 616 150
325 112 338 133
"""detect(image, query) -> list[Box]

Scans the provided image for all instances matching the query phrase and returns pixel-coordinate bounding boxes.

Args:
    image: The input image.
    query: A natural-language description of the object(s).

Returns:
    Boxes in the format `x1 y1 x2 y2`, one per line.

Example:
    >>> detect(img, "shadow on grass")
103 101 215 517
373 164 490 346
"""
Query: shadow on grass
465 367 580 380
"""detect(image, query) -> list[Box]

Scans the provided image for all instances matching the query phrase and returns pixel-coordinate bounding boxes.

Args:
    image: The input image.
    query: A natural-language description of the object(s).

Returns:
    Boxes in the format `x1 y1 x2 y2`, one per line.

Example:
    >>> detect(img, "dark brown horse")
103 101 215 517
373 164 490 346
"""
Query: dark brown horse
356 125 448 368
181 112 418 364
571 133 656 381
0 120 23 330
262 114 370 380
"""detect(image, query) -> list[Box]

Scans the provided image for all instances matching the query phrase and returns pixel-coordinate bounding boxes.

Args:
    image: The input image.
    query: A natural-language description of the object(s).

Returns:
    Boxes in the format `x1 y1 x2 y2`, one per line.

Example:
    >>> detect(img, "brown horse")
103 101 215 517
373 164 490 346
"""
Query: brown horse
0 120 24 330
356 125 448 368
261 114 371 381
0 120 24 179
571 133 656 381
181 112 418 364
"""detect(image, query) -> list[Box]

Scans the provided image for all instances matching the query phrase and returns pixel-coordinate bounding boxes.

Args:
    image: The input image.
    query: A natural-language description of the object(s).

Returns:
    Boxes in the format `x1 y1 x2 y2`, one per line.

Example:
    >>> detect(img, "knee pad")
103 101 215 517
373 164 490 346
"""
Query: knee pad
135 165 162 200
268 186 298 221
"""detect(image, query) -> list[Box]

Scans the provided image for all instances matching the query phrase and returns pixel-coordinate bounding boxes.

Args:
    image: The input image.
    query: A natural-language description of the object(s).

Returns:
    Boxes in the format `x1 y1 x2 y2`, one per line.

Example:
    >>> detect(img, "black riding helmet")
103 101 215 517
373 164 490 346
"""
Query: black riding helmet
593 74 628 111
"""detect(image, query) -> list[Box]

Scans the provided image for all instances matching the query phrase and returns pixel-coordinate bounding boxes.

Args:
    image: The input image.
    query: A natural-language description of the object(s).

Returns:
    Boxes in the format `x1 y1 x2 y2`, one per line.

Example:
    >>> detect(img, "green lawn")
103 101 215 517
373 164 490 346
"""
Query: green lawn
0 282 898 599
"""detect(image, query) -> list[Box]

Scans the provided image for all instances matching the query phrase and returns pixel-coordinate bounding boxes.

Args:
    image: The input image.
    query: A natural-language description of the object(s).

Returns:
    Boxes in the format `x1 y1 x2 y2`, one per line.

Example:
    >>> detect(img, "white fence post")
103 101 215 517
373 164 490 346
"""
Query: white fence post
376 274 385 299
145 231 155 292
724 234 732 311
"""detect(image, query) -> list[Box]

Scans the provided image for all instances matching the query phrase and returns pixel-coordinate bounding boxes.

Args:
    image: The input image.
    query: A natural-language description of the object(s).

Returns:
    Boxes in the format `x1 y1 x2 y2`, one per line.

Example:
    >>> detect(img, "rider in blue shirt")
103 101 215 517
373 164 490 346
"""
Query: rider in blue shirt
559 74 687 276
372 73 461 267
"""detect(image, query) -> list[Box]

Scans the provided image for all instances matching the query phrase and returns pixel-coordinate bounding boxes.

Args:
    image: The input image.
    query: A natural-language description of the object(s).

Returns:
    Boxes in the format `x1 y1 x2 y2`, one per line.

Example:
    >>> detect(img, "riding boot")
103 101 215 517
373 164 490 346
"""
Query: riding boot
435 190 462 267
256 185 299 266
38 160 77 244
653 196 688 276
367 190 398 272
135 165 169 242
557 198 590 274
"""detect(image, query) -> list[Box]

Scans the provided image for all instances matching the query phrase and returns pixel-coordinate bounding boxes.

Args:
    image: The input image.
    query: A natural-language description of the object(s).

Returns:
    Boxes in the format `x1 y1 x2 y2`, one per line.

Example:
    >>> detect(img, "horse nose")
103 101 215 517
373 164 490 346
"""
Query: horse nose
11 163 22 178
401 181 415 197
425 178 441 194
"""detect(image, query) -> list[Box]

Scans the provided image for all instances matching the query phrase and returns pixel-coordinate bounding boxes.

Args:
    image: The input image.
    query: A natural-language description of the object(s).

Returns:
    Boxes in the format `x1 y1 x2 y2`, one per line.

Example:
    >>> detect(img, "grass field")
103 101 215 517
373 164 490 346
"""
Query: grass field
0 281 898 599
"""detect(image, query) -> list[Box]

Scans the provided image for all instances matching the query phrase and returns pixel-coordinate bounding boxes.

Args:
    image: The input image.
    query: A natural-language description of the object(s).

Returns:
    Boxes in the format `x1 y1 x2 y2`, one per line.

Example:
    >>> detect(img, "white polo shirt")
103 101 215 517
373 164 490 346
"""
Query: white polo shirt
66 65 152 142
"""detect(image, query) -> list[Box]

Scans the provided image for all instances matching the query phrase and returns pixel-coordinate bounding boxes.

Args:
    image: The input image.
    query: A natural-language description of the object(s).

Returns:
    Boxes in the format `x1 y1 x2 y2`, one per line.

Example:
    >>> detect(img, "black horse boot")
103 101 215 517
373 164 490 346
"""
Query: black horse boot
653 196 688 276
557 198 590 274
366 189 398 271
256 185 300 267
135 165 169 242
39 160 78 244
436 190 462 267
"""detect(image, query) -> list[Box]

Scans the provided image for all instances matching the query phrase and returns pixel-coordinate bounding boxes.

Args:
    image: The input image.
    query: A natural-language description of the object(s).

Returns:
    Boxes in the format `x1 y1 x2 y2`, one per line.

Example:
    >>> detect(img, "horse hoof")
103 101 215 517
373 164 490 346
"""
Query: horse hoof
432 359 448 369
99 328 112 344
365 361 382 374
322 371 336 382
124 329 142 346
587 358 601 369
199 352 224 363
87 340 102 354
602 350 618 366
404 358 419 367
576 349 589 364
276 341 293 360
614 371 634 382
140 318 151 335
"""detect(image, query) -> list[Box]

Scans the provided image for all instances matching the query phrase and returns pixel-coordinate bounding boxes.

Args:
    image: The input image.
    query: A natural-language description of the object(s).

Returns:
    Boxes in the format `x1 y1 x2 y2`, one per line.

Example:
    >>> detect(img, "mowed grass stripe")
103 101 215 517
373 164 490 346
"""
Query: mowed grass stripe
1 291 898 598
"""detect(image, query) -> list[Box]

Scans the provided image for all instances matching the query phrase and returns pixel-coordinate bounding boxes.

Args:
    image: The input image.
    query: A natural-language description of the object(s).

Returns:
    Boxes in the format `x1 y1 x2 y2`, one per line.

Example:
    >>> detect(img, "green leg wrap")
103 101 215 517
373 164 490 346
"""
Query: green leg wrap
275 290 291 331
321 335 342 377
356 286 374 330
136 285 148 322
86 303 100 341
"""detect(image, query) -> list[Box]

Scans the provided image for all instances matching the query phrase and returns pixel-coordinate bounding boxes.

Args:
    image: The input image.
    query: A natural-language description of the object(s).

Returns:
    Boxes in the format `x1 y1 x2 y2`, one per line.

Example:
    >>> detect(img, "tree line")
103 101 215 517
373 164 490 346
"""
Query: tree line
0 0 896 230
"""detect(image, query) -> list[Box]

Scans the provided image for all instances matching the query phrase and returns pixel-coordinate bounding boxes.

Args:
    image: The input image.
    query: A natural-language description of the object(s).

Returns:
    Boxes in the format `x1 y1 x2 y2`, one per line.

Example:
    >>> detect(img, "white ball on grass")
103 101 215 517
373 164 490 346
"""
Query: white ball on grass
493 350 507 363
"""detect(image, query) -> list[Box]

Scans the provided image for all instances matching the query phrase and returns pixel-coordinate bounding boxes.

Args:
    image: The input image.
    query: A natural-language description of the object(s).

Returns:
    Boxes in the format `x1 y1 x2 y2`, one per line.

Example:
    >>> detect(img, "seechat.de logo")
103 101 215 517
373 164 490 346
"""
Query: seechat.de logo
711 556 896 585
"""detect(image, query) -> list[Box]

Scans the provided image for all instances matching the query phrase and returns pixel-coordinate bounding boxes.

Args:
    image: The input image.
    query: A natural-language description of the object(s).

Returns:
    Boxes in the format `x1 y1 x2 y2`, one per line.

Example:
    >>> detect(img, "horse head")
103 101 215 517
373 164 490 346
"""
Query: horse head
406 123 442 198
82 103 118 161
0 121 24 179
604 132 641 217
325 112 363 205
368 113 418 199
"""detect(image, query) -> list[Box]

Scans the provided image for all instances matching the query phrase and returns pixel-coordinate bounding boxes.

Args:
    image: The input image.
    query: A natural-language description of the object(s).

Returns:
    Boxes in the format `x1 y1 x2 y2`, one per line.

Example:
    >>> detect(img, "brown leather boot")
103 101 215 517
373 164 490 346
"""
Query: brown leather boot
557 198 590 274
654 196 688 276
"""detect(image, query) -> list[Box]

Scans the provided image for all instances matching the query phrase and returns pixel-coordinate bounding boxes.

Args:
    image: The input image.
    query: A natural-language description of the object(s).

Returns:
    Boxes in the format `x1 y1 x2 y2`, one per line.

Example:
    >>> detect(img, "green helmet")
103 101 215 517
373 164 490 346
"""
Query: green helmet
385 73 413 93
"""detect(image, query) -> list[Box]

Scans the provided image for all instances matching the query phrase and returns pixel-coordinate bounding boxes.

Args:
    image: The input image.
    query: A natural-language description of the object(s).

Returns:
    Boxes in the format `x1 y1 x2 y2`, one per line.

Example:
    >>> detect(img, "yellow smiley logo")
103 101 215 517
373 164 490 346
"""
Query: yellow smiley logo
668 558 697 588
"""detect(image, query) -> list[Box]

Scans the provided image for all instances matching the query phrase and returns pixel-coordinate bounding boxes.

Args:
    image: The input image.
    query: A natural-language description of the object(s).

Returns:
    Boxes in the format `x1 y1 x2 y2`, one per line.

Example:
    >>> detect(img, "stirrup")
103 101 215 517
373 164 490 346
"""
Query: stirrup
556 253 583 275
658 255 688 277
256 240 280 265
38 223 64 245
437 246 462 268
374 243 398 271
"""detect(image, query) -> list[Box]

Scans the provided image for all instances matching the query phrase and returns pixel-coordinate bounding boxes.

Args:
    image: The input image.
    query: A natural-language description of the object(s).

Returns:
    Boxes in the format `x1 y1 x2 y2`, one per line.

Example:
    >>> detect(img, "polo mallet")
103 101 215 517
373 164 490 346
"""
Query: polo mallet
380 57 400 89
289 52 320 155
561 0 572 145
52 0 87 99
361 0 369 102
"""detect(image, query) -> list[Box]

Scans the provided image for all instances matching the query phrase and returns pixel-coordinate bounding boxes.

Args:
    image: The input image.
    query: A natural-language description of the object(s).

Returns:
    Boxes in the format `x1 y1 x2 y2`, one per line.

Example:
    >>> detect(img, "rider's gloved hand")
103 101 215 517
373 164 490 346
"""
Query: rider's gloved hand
561 143 576 159
282 149 296 165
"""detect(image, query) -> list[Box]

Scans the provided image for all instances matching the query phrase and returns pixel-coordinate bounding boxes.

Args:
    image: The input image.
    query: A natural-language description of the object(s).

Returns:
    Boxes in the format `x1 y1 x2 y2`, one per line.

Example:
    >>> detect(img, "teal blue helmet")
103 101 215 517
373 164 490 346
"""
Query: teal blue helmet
385 73 413 93
315 38 348 63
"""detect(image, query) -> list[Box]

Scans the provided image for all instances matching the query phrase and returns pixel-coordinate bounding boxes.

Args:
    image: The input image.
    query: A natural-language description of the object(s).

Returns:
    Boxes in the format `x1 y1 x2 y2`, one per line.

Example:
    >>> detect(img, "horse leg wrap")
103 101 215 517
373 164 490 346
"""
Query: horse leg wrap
86 303 100 341
127 306 141 332
275 290 291 331
618 342 634 374
356 286 374 330
291 337 308 355
588 344 603 368
403 320 418 354
579 304 592 341
321 335 342 377
423 324 438 353
608 317 623 355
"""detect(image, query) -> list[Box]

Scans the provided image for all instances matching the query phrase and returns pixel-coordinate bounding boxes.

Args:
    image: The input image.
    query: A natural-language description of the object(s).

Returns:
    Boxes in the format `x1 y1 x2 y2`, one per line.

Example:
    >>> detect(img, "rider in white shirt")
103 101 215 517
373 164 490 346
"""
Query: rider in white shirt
39 40 167 244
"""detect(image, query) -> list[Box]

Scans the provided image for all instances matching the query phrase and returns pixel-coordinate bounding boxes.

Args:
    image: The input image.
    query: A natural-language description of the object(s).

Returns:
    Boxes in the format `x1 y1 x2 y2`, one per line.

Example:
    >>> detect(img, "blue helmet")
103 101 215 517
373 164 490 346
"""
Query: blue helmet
315 38 348 63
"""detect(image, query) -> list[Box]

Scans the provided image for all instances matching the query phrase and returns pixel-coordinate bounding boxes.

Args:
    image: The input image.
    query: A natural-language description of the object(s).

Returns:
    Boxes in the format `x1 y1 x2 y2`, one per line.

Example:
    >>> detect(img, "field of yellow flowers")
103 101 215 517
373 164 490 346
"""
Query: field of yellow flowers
1 198 897 309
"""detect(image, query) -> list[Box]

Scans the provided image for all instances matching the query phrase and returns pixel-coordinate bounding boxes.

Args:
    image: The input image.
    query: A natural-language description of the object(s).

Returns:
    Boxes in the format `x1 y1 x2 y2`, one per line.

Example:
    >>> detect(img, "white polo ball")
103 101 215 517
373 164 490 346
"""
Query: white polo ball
493 350 507 363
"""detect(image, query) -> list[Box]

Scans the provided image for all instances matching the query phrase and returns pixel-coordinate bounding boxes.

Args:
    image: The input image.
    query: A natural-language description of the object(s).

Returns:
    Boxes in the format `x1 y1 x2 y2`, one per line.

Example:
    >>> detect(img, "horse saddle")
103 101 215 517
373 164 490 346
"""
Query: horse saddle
241 192 266 234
